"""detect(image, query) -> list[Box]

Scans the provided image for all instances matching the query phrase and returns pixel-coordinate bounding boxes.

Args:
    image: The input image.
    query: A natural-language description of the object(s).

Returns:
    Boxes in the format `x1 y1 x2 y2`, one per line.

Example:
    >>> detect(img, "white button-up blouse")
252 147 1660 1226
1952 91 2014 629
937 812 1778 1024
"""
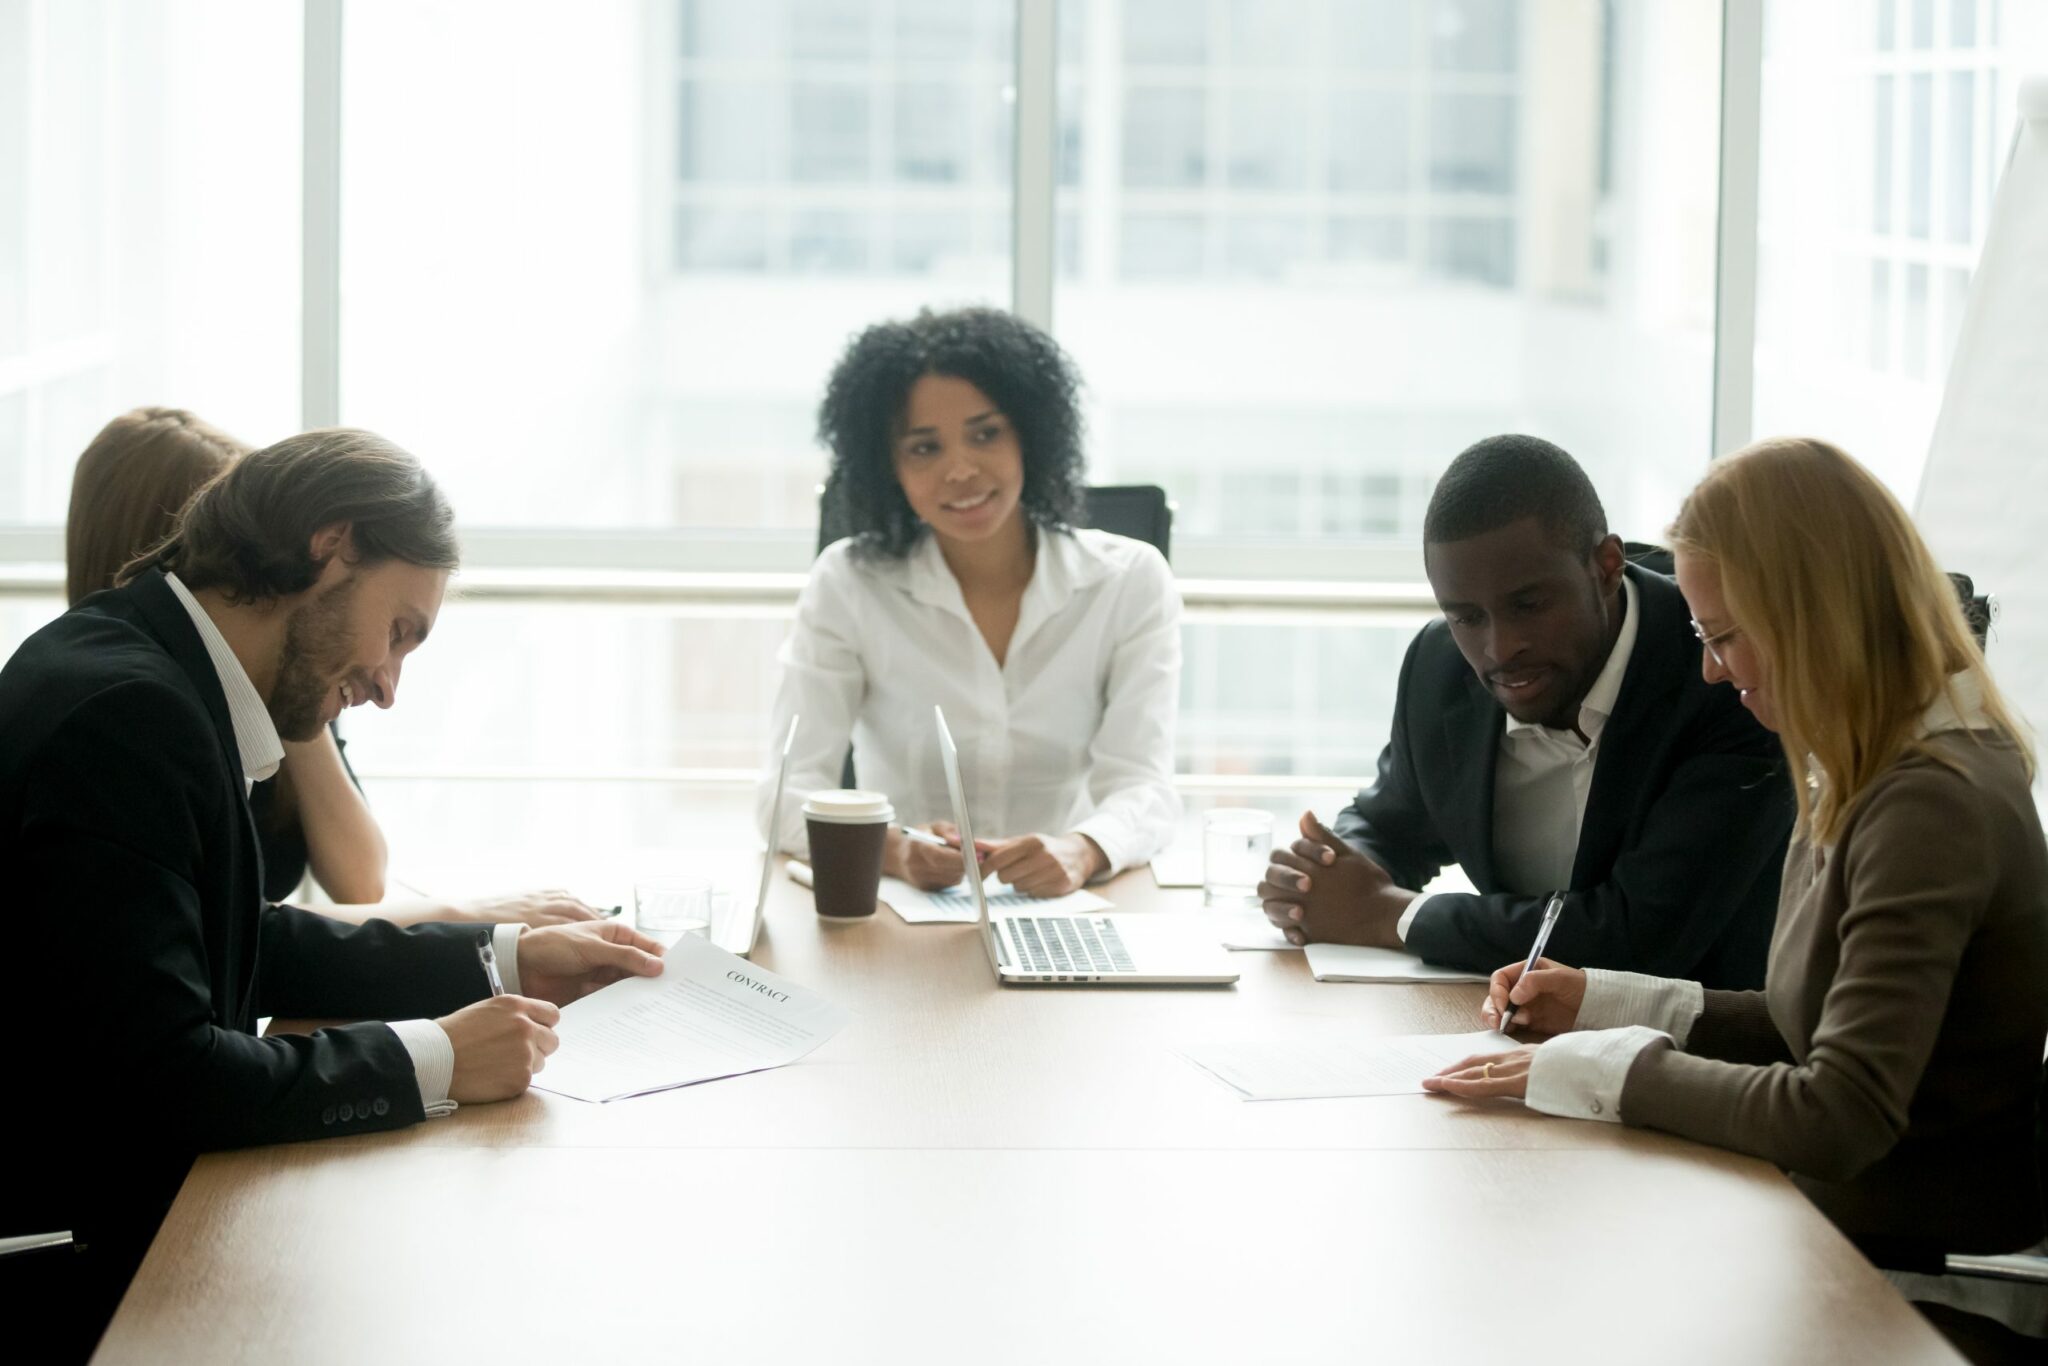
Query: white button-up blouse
758 527 1183 875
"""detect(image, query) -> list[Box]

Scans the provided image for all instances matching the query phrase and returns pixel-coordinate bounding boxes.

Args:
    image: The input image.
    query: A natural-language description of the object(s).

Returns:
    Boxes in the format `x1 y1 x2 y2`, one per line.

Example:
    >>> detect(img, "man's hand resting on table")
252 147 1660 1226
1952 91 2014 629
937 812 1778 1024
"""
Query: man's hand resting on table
1256 812 1416 948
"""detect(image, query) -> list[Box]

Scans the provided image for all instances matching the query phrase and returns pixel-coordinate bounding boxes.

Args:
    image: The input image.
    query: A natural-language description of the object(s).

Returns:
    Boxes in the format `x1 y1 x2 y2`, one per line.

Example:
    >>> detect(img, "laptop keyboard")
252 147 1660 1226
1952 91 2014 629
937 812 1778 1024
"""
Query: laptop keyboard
1004 916 1136 975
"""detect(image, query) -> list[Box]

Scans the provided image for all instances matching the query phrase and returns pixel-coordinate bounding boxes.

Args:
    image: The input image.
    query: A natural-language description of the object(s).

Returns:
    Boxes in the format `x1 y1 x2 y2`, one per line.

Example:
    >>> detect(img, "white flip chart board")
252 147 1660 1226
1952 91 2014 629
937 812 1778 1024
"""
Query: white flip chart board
1915 76 2048 778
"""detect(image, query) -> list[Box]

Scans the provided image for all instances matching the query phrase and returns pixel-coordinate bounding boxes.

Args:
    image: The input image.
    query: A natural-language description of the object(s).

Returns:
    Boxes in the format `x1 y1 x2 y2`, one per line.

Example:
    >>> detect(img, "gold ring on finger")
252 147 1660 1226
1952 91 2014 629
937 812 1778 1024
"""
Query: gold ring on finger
1482 1062 1494 1079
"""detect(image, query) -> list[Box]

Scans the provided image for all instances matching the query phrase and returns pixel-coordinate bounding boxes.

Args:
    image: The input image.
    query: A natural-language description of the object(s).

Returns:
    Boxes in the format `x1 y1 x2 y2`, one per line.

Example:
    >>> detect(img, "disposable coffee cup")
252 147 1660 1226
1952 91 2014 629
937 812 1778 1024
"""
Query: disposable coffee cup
803 789 894 919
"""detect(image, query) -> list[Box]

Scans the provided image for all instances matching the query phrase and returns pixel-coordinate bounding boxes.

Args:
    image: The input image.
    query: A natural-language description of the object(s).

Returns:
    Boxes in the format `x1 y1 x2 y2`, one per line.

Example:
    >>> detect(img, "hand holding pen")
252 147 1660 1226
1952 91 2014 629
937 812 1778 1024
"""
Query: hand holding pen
1480 892 1590 1036
890 821 993 891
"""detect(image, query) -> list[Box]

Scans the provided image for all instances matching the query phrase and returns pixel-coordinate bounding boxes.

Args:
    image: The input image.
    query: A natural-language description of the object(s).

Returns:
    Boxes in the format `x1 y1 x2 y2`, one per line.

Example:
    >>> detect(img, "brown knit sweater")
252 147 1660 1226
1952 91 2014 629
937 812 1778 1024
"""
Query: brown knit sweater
1622 730 2048 1254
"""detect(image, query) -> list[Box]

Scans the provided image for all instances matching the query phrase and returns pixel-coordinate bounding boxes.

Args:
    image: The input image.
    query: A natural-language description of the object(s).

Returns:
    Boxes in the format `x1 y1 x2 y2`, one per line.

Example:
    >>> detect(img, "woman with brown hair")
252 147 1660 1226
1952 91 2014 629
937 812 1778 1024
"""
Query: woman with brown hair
1423 438 2047 1291
67 407 598 927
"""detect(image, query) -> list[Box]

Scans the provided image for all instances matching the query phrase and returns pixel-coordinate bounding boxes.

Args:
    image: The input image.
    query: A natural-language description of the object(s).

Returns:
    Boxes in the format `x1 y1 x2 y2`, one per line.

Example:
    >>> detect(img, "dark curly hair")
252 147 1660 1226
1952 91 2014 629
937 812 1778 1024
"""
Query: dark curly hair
817 306 1087 559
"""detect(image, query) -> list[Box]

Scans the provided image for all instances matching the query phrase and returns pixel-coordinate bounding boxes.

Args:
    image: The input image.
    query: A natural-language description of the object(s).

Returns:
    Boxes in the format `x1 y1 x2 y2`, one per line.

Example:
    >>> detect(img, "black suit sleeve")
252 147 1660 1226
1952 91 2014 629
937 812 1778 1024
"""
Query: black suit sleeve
23 684 469 1151
1332 629 1454 890
1402 700 1792 978
257 907 487 1020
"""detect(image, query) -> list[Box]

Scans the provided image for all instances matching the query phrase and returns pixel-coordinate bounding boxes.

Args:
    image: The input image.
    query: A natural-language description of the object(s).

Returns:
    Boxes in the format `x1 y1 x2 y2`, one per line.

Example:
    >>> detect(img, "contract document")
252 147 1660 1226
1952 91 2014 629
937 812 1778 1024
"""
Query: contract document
1304 943 1489 983
533 935 849 1103
1178 1029 1516 1101
878 874 1110 924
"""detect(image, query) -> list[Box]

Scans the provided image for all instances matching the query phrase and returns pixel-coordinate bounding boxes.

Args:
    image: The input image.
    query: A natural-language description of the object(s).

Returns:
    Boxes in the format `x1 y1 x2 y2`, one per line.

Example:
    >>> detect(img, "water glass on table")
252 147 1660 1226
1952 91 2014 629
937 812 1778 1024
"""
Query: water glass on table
1203 808 1274 905
634 875 713 939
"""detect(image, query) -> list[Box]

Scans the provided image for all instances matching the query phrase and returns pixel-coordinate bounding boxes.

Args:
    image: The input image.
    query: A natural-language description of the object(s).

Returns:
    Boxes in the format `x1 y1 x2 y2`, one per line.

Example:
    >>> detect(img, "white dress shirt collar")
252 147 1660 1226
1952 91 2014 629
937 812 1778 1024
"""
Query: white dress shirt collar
900 524 1122 608
1920 668 1992 735
1803 669 1997 799
163 571 286 786
1502 572 1640 747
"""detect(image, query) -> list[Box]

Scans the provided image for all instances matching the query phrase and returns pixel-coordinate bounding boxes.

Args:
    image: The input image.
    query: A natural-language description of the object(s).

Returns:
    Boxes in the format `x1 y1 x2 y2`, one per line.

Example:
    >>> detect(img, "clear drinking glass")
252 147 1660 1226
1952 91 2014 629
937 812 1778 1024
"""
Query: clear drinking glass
1202 808 1275 905
634 875 712 938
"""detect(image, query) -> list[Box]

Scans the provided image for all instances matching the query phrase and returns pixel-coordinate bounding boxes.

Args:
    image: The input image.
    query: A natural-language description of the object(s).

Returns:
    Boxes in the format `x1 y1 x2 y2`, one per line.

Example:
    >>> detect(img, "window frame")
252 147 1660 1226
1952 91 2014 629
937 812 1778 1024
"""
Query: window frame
3 0 1766 589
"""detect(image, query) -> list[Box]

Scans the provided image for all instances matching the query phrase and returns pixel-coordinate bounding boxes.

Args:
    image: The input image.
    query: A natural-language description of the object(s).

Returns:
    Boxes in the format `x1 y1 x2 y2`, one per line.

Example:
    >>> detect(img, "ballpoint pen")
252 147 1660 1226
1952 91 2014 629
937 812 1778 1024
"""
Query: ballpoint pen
898 825 954 850
1499 891 1566 1032
476 929 506 997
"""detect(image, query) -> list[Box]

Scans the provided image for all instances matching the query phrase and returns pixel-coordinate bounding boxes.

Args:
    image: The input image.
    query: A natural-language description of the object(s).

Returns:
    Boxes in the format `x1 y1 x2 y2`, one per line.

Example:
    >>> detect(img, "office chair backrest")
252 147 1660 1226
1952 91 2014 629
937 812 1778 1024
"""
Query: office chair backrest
1947 572 1994 650
1621 541 1675 577
1076 485 1173 561
816 482 1173 562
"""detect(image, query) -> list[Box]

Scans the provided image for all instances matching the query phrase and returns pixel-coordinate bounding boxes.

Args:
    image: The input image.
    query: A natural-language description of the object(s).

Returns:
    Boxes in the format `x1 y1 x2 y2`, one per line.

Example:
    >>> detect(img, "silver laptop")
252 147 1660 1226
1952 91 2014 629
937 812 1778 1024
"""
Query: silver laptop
935 706 1237 987
711 713 798 958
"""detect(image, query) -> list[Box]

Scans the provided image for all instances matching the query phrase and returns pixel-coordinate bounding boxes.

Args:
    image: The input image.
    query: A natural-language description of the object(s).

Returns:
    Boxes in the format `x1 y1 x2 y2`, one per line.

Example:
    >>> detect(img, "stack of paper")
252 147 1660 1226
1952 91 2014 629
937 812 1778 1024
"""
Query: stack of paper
1304 943 1489 983
533 935 848 1103
1177 1029 1518 1100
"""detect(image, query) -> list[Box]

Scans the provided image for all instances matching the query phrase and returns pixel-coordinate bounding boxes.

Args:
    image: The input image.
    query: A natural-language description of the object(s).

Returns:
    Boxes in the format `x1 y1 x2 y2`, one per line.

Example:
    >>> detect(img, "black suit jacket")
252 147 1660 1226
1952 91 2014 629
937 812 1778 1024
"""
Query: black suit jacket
1334 564 1793 988
0 571 490 1342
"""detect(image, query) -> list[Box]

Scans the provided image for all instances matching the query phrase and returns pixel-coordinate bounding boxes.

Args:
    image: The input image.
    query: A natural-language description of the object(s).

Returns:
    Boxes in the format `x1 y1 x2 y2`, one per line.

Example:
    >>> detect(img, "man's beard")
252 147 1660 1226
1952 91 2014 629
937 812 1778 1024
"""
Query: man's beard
269 574 362 742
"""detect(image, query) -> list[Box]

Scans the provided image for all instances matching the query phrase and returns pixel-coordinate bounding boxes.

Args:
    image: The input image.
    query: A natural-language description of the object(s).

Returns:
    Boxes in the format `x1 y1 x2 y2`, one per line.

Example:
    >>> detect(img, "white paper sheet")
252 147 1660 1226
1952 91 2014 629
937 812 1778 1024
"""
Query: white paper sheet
878 874 1111 924
1149 847 1205 888
1304 943 1489 983
532 935 849 1103
1219 911 1303 952
1177 1029 1518 1101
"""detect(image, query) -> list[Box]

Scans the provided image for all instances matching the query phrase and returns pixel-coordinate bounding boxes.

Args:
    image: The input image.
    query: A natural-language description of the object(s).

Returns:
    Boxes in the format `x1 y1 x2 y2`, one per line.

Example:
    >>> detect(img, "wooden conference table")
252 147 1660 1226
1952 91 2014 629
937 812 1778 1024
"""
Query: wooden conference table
95 865 1959 1364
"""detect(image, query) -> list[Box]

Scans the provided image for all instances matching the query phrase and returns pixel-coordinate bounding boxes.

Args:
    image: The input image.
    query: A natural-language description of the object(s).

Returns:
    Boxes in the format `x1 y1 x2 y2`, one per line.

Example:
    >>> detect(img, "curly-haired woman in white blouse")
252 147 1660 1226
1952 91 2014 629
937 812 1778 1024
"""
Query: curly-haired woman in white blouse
759 307 1181 898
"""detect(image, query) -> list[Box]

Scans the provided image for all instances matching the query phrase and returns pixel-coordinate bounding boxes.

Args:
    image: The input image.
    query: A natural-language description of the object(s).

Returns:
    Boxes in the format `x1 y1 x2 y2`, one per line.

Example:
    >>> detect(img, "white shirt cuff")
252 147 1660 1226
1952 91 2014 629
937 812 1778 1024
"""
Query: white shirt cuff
1069 816 1130 880
493 922 526 996
1525 1025 1670 1124
387 1018 458 1118
1577 969 1703 1045
1394 892 1439 944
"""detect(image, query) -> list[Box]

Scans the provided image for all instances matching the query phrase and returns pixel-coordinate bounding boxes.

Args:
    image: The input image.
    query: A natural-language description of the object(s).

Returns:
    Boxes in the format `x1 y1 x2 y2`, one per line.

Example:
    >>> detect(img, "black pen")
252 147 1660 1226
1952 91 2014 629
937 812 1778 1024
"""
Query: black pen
1499 892 1565 1032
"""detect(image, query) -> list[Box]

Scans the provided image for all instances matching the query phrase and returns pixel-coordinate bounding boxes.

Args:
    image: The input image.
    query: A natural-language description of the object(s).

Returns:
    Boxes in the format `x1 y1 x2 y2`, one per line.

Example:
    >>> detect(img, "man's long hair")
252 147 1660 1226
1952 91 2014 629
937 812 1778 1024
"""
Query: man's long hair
122 427 459 602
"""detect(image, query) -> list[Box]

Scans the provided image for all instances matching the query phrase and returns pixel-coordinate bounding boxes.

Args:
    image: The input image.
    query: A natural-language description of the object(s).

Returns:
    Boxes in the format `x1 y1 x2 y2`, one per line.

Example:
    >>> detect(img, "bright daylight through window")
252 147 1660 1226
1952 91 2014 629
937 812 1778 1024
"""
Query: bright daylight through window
2 0 2045 866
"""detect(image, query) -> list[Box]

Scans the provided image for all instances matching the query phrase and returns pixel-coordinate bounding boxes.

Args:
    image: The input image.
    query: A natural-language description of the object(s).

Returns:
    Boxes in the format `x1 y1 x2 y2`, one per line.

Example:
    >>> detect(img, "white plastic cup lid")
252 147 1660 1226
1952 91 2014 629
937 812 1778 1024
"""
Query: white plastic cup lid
802 789 896 825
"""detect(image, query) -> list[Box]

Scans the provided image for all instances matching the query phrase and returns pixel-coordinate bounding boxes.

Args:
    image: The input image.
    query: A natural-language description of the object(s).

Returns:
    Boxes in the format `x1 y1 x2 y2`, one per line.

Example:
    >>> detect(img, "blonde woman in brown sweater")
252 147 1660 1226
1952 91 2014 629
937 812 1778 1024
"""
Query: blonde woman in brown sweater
1425 437 2048 1277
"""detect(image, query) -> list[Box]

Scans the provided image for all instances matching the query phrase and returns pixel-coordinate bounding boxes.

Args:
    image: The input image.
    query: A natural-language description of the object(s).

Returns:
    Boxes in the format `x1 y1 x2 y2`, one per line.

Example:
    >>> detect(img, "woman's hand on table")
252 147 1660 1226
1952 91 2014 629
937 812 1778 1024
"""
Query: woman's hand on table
980 833 1106 897
1420 1045 1538 1101
459 889 605 927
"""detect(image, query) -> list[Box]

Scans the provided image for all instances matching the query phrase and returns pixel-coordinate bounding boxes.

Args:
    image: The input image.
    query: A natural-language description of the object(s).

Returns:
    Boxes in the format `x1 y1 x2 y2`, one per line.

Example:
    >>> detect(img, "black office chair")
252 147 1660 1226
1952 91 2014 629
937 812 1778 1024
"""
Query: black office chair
814 482 1174 788
1621 541 1675 576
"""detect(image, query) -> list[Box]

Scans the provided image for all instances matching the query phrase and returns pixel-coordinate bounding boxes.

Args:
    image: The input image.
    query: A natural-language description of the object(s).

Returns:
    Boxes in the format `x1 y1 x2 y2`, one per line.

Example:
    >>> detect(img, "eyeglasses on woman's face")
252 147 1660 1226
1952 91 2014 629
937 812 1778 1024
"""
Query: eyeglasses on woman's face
1690 618 1743 669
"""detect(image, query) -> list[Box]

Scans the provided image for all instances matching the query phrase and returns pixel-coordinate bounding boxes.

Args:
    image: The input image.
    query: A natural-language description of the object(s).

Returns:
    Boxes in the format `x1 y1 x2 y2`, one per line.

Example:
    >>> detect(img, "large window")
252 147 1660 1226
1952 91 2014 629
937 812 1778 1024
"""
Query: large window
1056 0 1723 551
7 1 2048 860
0 0 302 522
340 0 1013 532
1753 0 2048 495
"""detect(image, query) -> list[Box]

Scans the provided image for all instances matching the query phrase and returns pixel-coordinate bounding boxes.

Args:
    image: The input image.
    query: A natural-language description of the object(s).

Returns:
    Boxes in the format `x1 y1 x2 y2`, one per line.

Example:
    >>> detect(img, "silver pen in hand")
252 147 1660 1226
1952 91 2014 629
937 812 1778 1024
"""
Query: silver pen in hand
1498 892 1565 1032
476 929 506 997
